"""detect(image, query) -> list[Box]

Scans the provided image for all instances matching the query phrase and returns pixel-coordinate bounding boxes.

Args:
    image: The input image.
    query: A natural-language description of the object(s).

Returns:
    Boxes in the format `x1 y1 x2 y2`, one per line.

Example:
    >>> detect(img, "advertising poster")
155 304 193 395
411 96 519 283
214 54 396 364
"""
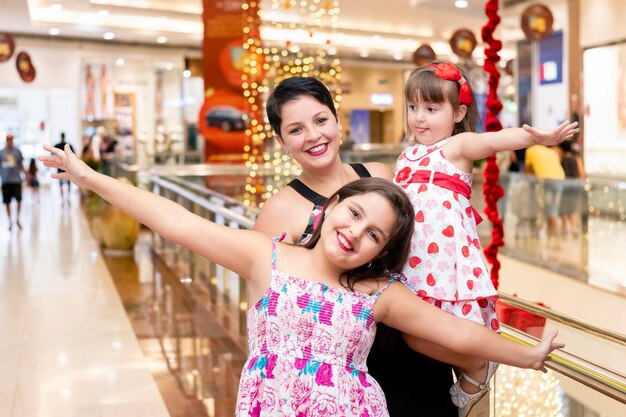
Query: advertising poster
350 109 370 144
199 0 259 161
81 63 113 121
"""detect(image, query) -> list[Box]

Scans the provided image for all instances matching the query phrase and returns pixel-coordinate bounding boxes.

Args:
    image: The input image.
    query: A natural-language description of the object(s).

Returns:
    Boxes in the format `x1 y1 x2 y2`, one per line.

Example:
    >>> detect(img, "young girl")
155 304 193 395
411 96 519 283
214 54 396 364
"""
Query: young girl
41 144 564 417
393 61 578 416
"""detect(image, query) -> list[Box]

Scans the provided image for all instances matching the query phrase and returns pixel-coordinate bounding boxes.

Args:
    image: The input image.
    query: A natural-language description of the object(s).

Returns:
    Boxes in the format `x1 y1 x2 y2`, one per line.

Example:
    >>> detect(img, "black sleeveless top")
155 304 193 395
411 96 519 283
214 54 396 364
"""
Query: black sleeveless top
288 163 371 244
289 163 457 416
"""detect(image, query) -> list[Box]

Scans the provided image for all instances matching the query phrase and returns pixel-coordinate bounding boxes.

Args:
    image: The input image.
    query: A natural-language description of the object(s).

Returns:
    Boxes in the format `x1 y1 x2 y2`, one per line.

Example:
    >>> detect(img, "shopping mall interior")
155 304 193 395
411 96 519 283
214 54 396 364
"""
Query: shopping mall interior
1 0 625 416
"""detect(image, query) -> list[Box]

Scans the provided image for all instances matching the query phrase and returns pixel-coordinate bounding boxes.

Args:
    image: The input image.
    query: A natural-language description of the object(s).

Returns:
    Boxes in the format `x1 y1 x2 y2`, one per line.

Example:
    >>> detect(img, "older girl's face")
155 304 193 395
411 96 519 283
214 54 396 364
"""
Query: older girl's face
320 193 395 271
277 95 341 170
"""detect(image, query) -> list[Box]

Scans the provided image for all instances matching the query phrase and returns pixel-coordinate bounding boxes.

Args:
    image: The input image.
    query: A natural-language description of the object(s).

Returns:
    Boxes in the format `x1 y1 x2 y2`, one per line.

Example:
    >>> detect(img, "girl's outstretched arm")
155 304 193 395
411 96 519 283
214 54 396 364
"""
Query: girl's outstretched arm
39 144 270 281
446 121 579 168
377 282 564 371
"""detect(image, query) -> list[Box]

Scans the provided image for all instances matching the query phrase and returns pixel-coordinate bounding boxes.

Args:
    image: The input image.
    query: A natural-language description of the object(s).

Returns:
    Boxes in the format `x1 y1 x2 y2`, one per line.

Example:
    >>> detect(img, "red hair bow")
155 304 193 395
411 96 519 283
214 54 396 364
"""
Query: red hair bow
428 62 473 105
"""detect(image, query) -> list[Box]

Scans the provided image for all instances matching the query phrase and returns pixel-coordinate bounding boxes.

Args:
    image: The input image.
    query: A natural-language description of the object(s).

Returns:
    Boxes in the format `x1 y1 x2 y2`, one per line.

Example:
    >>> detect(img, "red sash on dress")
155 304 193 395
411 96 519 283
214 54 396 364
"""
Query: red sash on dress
408 169 484 225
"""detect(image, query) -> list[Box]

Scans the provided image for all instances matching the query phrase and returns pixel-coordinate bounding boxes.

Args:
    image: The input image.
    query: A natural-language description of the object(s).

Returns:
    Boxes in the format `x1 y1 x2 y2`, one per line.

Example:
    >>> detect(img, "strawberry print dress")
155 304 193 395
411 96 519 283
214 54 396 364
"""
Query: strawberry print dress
393 139 499 332
236 239 403 416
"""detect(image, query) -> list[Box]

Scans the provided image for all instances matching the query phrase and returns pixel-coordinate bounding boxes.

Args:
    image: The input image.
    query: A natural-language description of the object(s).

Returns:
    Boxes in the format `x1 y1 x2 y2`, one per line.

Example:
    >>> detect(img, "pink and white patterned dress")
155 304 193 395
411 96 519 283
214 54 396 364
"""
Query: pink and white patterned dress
236 239 403 416
393 139 499 332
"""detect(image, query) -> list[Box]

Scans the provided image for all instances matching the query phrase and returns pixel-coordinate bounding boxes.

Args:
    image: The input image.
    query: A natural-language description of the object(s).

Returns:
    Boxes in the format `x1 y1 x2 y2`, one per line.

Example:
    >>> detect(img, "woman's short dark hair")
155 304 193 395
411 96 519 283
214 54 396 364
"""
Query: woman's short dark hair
302 178 415 290
266 77 338 138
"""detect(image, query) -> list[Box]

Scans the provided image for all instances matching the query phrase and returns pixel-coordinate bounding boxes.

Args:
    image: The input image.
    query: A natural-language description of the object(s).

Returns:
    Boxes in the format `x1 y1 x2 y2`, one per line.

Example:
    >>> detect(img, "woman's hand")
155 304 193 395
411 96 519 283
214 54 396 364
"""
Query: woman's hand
523 121 579 146
39 144 94 189
530 329 565 372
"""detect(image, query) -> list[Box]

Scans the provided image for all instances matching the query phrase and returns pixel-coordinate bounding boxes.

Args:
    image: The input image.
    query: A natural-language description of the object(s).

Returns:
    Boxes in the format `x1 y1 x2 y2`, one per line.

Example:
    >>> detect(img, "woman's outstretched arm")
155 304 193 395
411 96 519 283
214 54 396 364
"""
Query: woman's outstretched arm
40 144 270 281
376 282 564 372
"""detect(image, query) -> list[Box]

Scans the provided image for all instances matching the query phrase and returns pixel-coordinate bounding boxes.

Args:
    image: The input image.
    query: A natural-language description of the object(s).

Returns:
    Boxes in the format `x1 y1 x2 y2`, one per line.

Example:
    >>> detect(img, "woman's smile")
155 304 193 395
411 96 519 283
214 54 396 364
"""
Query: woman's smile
306 143 329 156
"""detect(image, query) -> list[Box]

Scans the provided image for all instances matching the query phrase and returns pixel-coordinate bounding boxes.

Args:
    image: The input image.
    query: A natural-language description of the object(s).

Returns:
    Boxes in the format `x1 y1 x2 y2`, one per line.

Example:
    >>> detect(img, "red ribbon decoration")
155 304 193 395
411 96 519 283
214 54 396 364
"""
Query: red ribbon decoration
480 0 505 290
427 62 473 105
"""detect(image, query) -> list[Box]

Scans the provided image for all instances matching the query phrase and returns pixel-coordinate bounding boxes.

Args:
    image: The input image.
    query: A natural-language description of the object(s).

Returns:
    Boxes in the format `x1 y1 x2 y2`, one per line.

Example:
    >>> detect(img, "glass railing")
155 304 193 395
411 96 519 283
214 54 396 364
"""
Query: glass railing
472 172 626 295
340 143 406 166
145 169 625 416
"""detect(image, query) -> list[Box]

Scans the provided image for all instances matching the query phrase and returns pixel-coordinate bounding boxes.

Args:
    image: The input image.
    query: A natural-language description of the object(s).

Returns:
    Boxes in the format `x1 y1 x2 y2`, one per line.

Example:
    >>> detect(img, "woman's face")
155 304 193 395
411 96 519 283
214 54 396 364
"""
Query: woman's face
320 193 395 271
277 95 341 170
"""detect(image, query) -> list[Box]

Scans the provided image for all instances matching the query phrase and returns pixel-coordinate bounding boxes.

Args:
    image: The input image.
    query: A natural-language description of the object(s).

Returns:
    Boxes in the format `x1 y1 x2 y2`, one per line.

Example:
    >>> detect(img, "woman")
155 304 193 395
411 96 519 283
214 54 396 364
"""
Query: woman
253 77 457 416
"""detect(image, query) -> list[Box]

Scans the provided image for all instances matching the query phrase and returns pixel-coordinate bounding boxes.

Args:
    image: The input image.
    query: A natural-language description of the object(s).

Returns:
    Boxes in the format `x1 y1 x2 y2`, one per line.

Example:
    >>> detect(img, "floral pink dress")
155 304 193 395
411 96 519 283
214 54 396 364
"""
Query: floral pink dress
393 139 499 331
236 240 401 416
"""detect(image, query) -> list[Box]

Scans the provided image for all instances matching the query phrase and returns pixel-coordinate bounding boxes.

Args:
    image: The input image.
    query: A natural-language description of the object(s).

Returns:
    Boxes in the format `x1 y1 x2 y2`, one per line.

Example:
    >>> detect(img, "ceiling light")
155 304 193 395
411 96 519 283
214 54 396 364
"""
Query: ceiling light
116 58 124 66
455 0 469 8
165 63 174 70
183 70 191 78
51 4 63 12
393 51 404 60
98 10 109 18
156 36 168 44
359 50 370 58
103 32 115 40
48 28 61 36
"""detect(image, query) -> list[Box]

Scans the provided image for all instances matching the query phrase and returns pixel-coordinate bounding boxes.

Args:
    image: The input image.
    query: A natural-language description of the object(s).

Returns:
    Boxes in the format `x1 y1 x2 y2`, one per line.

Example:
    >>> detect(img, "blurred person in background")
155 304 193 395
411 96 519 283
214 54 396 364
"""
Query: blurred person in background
557 140 585 237
0 133 27 230
525 144 566 247
54 132 75 206
27 158 40 206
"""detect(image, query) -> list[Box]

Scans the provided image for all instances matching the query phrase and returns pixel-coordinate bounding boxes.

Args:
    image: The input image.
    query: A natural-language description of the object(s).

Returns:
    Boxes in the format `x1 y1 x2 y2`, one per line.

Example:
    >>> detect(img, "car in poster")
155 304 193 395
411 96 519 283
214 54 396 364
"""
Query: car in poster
204 105 250 132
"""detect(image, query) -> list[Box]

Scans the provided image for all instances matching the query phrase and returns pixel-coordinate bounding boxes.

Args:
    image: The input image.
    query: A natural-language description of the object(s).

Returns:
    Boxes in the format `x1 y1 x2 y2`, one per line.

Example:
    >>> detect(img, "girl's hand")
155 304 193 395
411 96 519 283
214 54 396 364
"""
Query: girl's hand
531 329 565 372
523 121 580 146
39 144 93 189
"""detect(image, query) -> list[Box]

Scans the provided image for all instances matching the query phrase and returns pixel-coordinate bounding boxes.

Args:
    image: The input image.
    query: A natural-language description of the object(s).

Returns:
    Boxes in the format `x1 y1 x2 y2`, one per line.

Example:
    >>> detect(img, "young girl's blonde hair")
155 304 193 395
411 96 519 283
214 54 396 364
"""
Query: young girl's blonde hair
404 61 480 145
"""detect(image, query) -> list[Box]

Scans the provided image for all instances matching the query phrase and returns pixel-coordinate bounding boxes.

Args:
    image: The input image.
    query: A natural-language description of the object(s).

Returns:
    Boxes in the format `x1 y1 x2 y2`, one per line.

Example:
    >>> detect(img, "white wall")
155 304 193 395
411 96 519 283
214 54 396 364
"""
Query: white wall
580 0 626 48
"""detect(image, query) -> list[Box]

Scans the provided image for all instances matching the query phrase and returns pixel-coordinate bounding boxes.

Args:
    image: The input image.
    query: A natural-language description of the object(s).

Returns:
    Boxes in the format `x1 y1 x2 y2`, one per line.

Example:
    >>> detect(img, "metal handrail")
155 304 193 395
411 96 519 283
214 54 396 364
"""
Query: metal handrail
499 293 626 347
164 175 256 211
150 176 254 228
502 325 626 404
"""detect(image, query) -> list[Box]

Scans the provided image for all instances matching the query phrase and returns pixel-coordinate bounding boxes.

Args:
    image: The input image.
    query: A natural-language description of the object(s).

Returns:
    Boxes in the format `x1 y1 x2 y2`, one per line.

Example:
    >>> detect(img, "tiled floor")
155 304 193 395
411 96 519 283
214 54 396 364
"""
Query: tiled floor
0 185 170 417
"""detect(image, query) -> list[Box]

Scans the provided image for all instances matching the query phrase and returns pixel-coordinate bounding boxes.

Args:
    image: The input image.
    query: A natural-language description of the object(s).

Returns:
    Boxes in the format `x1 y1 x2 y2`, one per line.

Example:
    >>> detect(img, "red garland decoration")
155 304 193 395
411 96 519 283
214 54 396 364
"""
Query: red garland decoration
481 0 505 289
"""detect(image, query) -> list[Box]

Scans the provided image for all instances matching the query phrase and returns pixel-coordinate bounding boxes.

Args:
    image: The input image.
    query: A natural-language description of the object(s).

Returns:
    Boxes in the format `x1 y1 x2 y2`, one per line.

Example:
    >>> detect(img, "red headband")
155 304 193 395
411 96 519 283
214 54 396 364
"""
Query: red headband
427 62 473 105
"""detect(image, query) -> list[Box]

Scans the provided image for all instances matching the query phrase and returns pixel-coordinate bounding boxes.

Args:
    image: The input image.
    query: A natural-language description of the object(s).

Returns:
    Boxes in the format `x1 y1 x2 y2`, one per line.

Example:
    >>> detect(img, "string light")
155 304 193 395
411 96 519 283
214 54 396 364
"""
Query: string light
491 366 564 416
241 0 342 208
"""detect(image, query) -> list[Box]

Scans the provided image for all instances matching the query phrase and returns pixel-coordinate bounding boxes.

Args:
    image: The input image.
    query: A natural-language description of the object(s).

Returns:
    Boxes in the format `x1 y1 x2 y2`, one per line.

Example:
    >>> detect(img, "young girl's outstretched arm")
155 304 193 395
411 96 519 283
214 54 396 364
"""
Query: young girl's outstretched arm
447 121 579 169
377 282 564 371
39 144 270 281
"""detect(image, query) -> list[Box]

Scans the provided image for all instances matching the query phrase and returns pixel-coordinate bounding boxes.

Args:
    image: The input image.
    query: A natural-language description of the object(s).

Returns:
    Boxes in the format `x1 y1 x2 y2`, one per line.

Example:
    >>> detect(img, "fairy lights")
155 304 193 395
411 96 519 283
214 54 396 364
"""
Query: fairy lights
241 0 342 208
491 366 564 416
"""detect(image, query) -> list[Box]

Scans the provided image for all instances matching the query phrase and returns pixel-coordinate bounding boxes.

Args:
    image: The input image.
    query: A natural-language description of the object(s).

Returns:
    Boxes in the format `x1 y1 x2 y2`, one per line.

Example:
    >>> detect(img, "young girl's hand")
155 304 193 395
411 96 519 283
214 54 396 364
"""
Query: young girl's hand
39 144 93 189
522 121 580 146
531 329 565 372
